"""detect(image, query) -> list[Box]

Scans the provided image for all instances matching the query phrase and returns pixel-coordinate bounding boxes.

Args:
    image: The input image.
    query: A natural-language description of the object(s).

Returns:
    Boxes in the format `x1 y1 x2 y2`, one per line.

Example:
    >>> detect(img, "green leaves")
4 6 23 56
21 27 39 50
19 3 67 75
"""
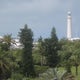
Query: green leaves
43 27 59 67
19 24 35 77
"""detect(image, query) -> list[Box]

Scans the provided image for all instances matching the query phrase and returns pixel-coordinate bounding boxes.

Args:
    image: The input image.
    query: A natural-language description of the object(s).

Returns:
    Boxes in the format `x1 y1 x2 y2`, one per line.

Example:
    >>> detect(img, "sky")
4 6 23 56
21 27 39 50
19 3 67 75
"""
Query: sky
0 0 80 39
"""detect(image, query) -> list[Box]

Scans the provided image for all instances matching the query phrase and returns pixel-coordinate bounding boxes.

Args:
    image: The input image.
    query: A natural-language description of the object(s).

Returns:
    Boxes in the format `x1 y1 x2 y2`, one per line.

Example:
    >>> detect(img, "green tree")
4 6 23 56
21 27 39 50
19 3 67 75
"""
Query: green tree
71 40 80 75
0 34 19 80
18 24 35 77
0 48 12 80
44 27 59 67
1 34 15 51
58 39 73 73
38 36 46 66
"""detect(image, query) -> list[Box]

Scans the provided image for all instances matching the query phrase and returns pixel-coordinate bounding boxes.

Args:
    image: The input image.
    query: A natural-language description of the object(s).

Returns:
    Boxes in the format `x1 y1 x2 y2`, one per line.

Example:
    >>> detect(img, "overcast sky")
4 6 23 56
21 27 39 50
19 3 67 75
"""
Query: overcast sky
0 0 80 39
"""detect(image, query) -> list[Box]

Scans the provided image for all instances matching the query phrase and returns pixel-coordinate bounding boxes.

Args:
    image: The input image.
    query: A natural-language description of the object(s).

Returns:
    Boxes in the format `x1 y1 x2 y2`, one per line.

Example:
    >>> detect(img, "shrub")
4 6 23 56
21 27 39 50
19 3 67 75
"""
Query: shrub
7 73 24 80
34 65 49 76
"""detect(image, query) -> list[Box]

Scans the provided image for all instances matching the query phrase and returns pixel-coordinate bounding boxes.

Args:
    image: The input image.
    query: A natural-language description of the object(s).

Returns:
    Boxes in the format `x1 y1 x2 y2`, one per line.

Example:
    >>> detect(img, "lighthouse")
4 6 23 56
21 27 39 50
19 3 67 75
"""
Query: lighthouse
67 11 72 40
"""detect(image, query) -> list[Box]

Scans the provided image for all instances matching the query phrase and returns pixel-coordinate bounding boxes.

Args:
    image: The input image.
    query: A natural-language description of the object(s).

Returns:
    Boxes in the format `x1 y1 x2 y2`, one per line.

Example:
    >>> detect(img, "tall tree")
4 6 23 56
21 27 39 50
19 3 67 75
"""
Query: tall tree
51 27 58 41
44 27 59 67
18 24 35 77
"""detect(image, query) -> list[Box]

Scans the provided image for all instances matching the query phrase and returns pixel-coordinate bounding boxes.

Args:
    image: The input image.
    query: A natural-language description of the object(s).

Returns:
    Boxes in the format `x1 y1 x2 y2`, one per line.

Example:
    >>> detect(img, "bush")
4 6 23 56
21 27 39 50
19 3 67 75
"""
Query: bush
34 65 49 76
32 50 41 65
7 73 24 80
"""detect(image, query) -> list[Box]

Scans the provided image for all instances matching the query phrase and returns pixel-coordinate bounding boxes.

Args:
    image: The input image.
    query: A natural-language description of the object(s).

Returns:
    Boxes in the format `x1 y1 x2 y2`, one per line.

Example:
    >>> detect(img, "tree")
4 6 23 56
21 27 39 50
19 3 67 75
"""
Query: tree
58 39 73 73
1 34 15 51
71 40 80 75
18 24 35 77
38 36 46 66
0 45 14 80
44 27 59 67
0 34 19 80
51 27 58 41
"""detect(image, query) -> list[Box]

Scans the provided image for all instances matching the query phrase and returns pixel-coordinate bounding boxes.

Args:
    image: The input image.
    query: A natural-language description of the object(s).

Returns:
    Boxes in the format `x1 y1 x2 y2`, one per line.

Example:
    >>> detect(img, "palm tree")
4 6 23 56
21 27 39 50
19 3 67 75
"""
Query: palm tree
2 34 15 50
0 48 11 80
0 34 17 79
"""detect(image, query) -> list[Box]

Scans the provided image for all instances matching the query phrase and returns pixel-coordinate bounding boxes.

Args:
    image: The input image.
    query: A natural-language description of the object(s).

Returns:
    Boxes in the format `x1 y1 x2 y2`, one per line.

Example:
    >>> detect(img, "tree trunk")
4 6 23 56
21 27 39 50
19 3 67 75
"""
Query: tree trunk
41 55 43 66
75 65 78 75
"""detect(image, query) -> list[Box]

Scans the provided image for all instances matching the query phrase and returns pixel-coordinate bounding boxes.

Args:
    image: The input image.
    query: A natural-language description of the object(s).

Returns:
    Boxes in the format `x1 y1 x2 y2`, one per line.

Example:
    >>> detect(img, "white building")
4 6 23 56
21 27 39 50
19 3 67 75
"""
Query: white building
67 11 72 40
67 11 80 41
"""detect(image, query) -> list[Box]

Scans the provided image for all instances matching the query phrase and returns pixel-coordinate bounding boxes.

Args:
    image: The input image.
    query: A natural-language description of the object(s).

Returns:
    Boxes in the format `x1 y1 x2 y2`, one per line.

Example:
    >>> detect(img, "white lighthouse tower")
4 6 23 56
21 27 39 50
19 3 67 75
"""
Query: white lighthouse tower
67 11 72 40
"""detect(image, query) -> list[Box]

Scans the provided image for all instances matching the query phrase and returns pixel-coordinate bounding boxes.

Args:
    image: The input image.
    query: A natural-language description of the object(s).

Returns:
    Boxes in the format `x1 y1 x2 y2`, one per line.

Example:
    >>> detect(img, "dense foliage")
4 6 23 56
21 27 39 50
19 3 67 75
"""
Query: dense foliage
0 24 80 80
43 27 59 67
18 24 36 77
